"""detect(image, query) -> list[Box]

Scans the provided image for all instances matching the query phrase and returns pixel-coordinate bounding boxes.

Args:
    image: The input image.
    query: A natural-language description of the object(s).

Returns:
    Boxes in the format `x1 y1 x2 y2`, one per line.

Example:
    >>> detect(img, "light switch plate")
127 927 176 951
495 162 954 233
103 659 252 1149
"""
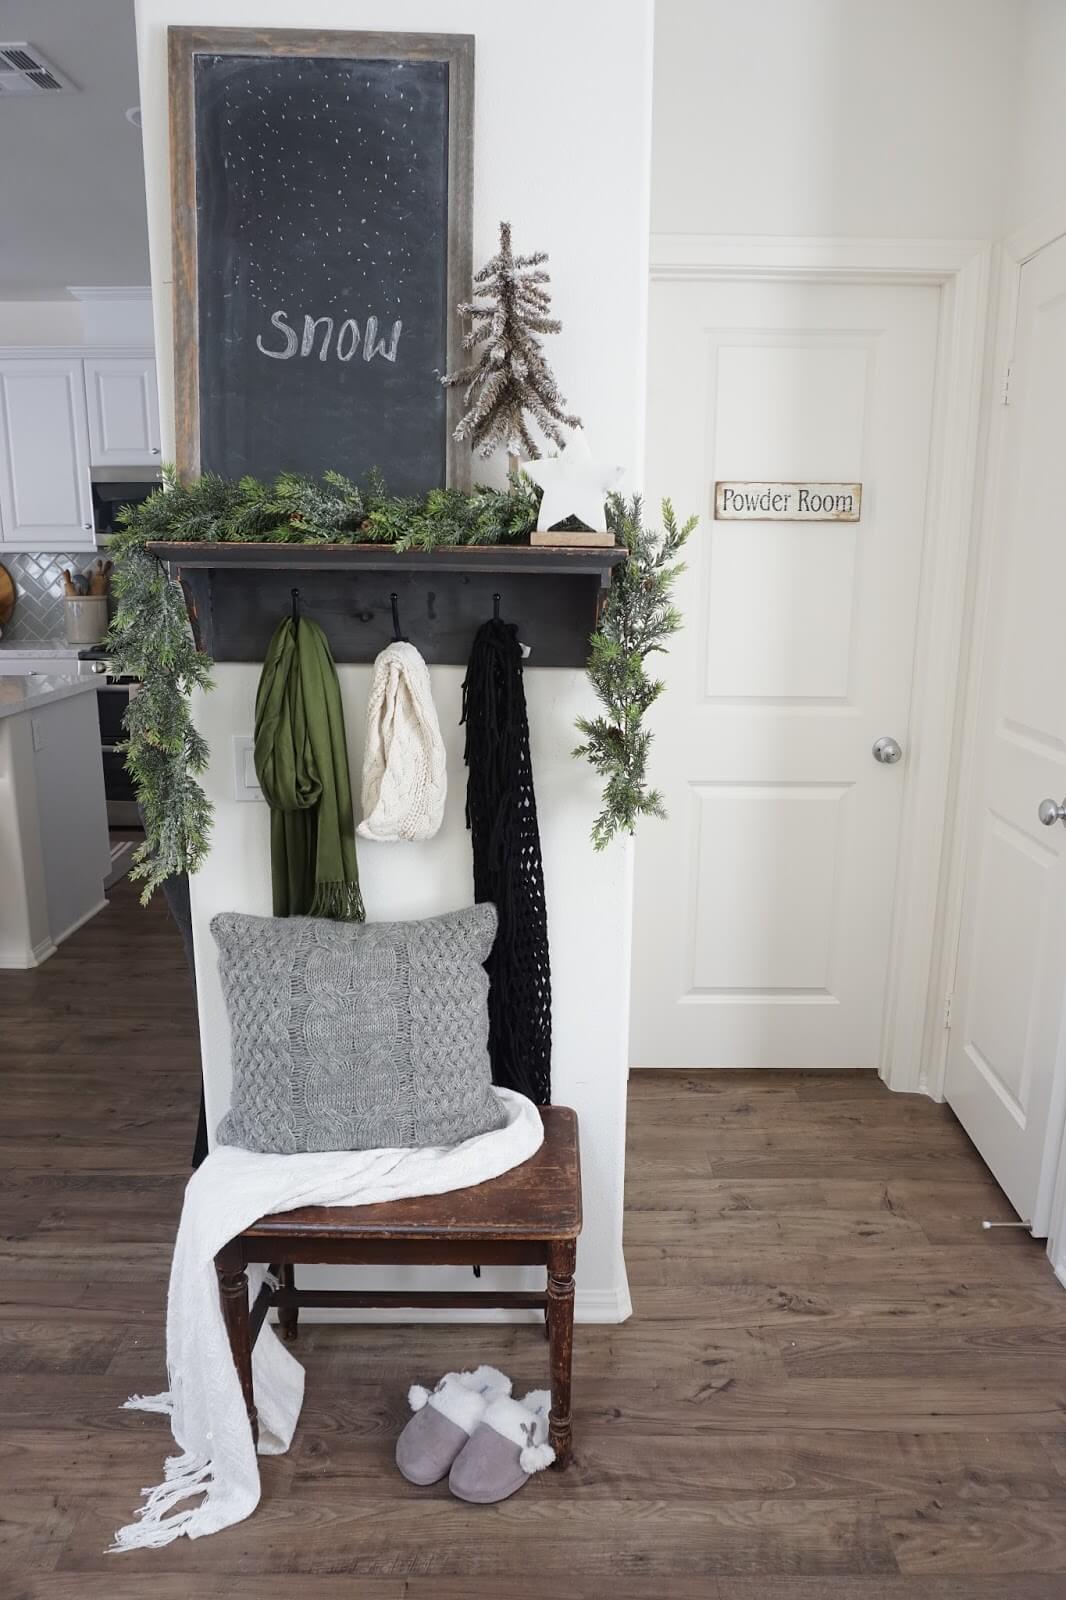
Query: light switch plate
231 734 262 802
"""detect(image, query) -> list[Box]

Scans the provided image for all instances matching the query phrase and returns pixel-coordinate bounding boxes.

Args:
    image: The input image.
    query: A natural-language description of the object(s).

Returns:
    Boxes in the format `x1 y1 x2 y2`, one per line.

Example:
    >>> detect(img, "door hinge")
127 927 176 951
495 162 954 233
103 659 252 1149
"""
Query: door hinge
943 992 954 1030
1001 362 1014 406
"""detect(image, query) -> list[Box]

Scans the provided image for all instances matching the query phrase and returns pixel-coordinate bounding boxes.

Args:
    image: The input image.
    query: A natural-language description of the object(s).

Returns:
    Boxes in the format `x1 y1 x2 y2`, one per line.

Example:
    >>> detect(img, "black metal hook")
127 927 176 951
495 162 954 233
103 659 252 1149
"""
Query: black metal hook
291 587 301 623
390 592 406 642
492 590 531 658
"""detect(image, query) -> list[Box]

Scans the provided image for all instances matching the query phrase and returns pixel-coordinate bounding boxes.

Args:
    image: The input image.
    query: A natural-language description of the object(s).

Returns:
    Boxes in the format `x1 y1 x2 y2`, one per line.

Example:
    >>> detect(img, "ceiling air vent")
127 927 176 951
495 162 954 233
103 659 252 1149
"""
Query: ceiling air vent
0 43 77 95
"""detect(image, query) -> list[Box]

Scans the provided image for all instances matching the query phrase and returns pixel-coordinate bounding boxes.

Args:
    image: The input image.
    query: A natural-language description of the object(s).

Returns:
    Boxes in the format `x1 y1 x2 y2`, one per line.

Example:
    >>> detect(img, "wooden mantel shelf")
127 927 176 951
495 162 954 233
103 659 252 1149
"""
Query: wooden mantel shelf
148 542 628 667
147 540 626 576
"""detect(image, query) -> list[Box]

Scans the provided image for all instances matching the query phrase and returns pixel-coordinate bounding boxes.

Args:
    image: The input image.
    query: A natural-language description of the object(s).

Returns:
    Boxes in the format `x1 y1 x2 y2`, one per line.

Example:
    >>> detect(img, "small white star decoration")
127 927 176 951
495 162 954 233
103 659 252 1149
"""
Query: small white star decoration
525 429 624 541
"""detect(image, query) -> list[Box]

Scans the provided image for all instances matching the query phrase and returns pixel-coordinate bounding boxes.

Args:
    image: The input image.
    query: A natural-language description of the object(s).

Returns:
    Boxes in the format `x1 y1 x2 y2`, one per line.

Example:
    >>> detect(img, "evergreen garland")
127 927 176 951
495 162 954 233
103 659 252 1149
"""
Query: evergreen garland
108 465 541 553
575 494 696 849
108 535 213 898
106 469 693 899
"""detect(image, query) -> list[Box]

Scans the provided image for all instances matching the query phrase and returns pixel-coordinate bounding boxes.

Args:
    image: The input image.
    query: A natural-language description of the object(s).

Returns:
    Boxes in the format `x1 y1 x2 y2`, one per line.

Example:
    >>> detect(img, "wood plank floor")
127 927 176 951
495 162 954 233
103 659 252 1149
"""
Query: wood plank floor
3 877 1066 1598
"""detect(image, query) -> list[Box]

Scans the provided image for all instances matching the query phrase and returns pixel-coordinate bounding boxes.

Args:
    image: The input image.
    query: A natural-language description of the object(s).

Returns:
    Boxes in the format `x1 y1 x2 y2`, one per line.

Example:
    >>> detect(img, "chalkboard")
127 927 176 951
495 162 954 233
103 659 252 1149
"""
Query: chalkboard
169 29 474 494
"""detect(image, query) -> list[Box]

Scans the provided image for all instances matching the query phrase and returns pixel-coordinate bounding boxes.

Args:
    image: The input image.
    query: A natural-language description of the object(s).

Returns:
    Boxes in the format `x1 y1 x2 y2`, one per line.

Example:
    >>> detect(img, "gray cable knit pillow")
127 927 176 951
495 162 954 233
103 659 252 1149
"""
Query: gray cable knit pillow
211 904 507 1154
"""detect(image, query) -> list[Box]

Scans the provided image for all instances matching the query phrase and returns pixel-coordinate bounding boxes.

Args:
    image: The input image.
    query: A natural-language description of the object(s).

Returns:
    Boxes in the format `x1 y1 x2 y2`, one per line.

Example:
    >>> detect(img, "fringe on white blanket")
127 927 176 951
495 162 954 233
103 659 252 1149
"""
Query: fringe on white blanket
357 640 447 842
111 1088 543 1551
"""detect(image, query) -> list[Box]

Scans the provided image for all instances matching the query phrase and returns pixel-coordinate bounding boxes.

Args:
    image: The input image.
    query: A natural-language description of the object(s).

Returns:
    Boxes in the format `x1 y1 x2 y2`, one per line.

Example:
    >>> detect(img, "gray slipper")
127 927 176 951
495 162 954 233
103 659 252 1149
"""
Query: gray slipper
448 1388 555 1503
395 1365 511 1486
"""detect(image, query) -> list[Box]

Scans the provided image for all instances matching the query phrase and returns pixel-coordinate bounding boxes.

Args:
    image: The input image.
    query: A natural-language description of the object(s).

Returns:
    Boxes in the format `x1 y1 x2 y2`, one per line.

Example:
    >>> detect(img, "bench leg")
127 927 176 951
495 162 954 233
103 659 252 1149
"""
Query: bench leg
277 1262 299 1343
215 1247 258 1447
546 1239 576 1467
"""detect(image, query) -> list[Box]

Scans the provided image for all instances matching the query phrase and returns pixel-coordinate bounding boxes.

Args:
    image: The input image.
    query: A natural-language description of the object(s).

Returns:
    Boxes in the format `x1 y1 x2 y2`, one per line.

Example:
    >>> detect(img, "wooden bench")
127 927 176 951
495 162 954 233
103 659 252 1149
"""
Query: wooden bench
214 1105 582 1465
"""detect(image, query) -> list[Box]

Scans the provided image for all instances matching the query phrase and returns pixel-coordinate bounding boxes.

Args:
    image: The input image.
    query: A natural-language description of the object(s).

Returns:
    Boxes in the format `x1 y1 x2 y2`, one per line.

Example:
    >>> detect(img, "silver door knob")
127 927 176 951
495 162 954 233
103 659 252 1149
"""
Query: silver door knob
872 737 903 764
1038 798 1066 826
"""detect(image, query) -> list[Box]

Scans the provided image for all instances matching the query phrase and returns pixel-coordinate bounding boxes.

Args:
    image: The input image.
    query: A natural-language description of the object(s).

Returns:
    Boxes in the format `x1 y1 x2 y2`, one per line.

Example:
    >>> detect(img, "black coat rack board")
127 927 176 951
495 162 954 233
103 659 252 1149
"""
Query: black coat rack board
148 543 627 668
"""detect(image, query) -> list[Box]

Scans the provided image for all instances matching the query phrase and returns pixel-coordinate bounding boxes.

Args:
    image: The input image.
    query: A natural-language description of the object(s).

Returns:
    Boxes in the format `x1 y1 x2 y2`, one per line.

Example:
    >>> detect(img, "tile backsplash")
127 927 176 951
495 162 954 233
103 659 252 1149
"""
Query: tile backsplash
0 552 103 643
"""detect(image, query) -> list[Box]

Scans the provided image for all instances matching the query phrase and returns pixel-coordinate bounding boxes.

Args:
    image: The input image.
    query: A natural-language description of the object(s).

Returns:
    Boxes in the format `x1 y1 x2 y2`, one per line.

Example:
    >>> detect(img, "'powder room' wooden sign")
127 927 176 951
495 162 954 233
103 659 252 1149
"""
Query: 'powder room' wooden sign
714 482 862 521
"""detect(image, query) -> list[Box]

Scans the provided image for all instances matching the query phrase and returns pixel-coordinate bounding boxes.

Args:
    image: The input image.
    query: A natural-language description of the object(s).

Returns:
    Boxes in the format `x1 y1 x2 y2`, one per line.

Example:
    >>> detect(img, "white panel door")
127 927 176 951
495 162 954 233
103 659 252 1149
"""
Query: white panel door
631 279 939 1068
0 359 94 549
944 236 1066 1233
84 357 161 466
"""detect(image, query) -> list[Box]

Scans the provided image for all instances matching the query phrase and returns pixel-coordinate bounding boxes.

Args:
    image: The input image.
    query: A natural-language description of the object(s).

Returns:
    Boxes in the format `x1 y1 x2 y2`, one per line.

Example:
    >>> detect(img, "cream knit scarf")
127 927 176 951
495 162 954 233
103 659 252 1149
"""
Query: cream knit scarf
358 640 447 842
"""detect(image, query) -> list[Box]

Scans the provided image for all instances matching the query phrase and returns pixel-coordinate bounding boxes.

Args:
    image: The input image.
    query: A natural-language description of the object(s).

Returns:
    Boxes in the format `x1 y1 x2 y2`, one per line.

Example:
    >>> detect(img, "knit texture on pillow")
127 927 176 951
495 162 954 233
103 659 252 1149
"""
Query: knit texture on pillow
212 905 507 1154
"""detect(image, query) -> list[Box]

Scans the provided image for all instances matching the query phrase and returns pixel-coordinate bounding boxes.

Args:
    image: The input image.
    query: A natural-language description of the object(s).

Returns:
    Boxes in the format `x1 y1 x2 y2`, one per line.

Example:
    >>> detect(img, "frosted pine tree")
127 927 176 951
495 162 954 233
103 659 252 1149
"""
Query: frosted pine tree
443 221 581 462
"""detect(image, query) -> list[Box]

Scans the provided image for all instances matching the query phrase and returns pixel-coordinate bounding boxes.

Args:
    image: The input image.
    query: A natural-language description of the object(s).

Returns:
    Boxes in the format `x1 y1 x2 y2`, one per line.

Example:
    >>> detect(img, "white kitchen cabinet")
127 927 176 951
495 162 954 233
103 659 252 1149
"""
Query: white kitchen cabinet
84 356 161 466
0 359 95 550
0 676 110 966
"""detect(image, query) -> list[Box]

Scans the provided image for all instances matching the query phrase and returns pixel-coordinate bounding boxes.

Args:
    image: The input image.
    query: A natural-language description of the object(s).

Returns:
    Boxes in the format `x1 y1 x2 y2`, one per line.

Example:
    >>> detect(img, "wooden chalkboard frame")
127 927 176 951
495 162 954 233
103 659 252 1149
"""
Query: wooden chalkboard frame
167 26 475 489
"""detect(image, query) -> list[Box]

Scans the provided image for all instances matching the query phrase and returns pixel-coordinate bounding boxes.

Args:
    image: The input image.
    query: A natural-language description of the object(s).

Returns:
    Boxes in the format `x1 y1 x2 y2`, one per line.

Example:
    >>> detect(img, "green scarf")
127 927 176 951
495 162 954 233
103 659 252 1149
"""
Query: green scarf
254 616 365 921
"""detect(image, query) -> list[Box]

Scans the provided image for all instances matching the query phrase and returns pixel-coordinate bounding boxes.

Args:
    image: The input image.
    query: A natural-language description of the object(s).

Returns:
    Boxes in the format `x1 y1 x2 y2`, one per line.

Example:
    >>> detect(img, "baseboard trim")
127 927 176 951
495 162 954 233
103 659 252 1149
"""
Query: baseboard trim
629 1063 880 1072
0 893 108 968
52 897 108 949
292 1282 633 1328
105 842 136 890
0 934 58 969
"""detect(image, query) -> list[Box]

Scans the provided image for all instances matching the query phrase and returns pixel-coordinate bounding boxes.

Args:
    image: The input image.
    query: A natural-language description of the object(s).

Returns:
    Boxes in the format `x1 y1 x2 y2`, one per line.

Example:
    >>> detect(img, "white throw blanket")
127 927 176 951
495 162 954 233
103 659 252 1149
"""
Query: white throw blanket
111 1089 543 1551
358 640 447 841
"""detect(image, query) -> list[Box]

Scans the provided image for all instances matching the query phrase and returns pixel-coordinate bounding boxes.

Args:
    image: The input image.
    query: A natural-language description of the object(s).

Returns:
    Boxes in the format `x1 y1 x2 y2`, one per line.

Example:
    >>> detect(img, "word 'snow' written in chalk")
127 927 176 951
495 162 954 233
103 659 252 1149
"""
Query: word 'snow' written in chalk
256 310 404 364
714 482 862 521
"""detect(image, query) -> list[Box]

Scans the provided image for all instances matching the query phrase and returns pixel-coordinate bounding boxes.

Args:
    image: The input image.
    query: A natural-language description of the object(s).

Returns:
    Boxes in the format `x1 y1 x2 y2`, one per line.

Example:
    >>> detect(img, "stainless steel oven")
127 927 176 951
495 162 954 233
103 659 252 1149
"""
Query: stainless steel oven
79 649 141 827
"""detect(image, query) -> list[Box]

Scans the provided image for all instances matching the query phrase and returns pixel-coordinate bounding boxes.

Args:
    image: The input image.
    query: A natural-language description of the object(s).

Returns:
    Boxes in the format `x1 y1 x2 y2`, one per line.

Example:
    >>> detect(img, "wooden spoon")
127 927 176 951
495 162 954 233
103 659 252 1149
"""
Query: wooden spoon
88 558 113 596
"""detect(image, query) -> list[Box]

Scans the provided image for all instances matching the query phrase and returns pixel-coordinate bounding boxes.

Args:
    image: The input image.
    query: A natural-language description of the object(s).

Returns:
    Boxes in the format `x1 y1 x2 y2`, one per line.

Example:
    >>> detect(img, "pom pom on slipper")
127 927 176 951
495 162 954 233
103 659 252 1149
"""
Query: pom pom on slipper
448 1389 555 1504
395 1366 511 1486
519 1437 556 1474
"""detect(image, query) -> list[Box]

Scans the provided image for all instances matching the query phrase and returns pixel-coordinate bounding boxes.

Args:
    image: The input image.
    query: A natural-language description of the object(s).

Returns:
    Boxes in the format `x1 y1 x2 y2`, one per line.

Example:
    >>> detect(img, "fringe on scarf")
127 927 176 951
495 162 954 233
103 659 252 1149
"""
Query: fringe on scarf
111 1393 215 1552
121 1390 174 1415
110 1388 214 1548
308 879 366 921
109 1448 214 1551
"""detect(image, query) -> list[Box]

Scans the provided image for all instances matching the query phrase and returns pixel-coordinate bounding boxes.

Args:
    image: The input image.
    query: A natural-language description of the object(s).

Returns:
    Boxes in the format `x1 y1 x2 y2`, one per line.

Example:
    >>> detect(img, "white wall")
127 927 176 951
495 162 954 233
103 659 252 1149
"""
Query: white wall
0 301 84 345
134 0 654 1323
68 290 155 347
652 0 1019 240
0 295 153 347
1007 0 1066 233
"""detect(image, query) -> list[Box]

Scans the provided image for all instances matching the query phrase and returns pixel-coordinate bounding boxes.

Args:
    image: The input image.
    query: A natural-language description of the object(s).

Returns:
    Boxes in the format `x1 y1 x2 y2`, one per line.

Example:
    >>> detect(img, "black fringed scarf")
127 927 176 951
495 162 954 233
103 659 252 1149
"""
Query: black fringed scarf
461 617 552 1105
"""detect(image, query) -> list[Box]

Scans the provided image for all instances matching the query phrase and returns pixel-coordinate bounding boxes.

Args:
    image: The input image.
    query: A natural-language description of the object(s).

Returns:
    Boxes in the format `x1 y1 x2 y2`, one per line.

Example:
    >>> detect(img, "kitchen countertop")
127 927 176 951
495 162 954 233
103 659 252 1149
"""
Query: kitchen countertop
0 673 99 721
0 640 82 659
